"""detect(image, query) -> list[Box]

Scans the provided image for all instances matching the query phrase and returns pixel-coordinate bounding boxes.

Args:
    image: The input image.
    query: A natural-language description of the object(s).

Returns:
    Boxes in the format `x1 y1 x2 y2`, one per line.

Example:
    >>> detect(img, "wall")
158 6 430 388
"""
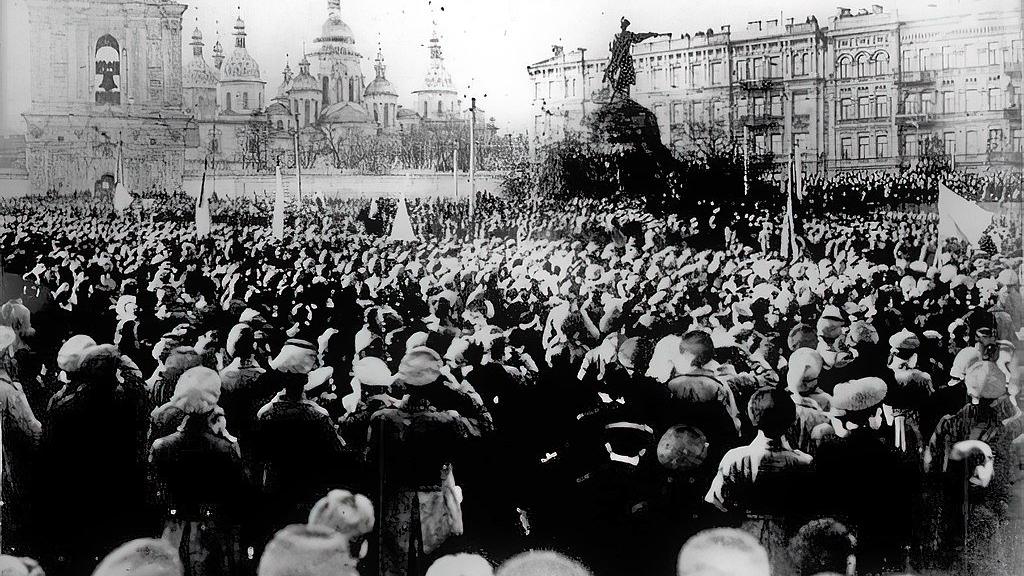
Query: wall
181 171 505 200
0 172 31 197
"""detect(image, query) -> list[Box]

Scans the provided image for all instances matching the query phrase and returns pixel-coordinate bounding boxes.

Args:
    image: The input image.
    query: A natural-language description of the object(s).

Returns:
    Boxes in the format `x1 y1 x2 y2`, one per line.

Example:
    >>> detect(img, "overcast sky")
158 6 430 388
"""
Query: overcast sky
0 0 1012 134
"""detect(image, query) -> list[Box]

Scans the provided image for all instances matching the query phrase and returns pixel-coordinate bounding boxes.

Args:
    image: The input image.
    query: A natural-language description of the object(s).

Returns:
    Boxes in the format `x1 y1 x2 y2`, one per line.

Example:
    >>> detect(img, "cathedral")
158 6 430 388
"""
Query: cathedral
20 0 496 191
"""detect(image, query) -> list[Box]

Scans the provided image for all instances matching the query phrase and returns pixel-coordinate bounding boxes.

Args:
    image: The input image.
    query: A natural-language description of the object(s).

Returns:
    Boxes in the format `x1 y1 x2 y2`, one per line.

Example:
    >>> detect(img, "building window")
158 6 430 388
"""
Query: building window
841 137 852 159
944 132 956 154
856 53 869 77
989 128 1004 149
276 120 283 130
943 91 955 114
858 96 871 118
753 96 765 116
858 135 871 158
437 101 443 115
770 133 782 153
374 104 379 123
838 56 851 79
922 92 934 114
876 95 890 117
753 58 764 79
242 92 249 109
534 82 541 99
95 35 122 105
873 51 889 75
966 130 979 153
988 42 1000 65
768 56 780 78
989 88 1003 110
841 98 854 120
226 93 232 111
902 50 916 72
942 46 953 69
876 134 889 157
904 134 918 156
710 62 722 85
919 49 929 70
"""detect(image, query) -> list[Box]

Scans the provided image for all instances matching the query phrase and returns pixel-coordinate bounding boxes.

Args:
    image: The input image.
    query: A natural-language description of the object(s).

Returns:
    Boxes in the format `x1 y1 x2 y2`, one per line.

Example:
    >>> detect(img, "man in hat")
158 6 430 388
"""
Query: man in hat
813 377 914 573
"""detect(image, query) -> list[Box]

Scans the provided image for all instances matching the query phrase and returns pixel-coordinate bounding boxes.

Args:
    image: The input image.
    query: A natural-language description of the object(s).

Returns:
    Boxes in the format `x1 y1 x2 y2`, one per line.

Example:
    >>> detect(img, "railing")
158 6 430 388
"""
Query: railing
899 70 937 83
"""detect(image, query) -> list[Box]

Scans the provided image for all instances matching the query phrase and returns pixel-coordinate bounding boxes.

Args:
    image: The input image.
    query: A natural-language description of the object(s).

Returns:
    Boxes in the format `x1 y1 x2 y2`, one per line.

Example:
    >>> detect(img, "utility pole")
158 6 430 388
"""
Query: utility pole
469 97 477 227
743 125 750 196
453 143 458 198
293 112 302 202
579 48 588 120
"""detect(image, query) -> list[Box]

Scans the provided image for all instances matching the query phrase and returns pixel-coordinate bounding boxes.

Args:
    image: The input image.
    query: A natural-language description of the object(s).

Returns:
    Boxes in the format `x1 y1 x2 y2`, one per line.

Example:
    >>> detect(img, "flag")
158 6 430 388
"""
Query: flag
794 145 804 201
272 165 285 241
113 143 132 213
937 183 993 248
195 160 211 238
389 192 418 242
780 186 798 261
369 197 379 218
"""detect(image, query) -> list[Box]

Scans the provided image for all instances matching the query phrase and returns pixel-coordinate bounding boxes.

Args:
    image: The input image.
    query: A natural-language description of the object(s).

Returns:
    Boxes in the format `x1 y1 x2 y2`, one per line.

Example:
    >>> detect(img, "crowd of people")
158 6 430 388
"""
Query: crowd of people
0 182 1021 576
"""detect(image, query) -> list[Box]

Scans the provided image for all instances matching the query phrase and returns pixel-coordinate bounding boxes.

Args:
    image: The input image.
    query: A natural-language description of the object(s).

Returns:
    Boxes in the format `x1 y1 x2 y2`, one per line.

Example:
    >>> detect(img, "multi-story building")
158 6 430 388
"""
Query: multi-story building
527 2 1023 174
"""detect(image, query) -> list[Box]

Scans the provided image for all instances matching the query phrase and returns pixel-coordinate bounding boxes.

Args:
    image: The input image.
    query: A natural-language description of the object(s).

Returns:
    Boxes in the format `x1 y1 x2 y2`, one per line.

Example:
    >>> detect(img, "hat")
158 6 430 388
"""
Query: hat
831 377 887 412
406 331 430 351
950 347 983 380
997 268 1019 287
308 489 375 539
270 339 318 374
0 556 36 576
225 323 253 358
427 554 494 576
495 551 591 576
352 357 394 388
909 261 928 274
787 348 823 393
258 524 356 576
677 528 770 576
91 538 183 576
57 334 97 372
748 387 797 436
397 347 442 387
846 321 878 346
657 425 709 472
888 329 920 351
305 367 334 392
787 324 818 352
965 361 1007 400
172 367 222 414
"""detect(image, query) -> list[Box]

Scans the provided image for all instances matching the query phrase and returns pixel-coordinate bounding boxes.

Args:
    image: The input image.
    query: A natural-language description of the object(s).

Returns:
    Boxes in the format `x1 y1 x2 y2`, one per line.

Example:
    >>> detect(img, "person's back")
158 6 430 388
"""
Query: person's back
370 404 463 492
254 397 347 500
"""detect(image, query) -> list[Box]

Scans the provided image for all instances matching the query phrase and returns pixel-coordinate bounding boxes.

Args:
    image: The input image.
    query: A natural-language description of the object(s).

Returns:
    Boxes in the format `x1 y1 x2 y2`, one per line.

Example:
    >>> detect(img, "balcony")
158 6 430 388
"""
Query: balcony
740 114 782 128
895 112 934 126
899 70 937 84
739 79 776 91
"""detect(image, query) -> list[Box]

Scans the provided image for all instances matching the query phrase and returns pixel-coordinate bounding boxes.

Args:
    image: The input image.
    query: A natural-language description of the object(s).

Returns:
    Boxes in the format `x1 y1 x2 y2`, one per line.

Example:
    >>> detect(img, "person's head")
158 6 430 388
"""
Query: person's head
426 554 494 576
831 377 887 429
949 440 995 488
786 348 824 394
679 330 715 369
966 309 998 349
57 334 97 375
269 339 319 374
0 299 34 340
747 387 797 438
92 538 183 576
620 17 631 30
226 323 255 360
308 489 375 541
397 346 442 387
677 528 770 576
496 551 591 576
257 524 356 576
788 518 856 576
964 361 1007 403
657 425 709 473
172 367 222 415
787 324 818 353
0 555 42 576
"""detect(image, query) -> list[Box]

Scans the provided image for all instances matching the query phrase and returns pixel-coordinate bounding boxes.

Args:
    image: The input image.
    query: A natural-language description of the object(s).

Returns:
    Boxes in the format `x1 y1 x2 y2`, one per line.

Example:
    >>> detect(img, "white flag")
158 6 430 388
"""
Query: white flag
195 172 211 238
273 166 285 241
113 144 132 213
938 183 993 248
389 193 418 242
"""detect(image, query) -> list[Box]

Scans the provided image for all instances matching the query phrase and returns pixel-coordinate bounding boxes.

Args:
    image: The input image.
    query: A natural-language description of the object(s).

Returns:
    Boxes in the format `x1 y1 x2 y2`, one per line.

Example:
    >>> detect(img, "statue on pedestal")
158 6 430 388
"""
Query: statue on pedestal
601 18 670 102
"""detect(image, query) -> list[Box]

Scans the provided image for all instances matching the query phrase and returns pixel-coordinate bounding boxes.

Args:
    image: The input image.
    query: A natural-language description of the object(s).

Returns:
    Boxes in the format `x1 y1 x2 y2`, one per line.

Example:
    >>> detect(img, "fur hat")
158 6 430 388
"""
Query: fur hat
305 367 334 392
91 538 182 576
308 489 375 539
57 335 97 372
657 425 709 472
787 348 824 393
258 524 356 576
0 556 39 576
397 347 442 387
888 329 920 351
846 321 878 346
225 323 253 358
965 361 1007 400
352 357 393 387
677 528 769 576
496 551 591 576
270 339 318 374
787 324 818 352
831 377 887 412
172 367 222 414
427 554 494 576
950 347 983 380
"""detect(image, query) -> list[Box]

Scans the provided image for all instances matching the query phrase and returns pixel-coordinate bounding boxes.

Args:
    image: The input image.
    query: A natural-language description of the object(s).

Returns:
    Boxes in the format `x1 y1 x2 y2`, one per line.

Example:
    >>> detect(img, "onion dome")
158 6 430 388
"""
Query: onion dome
364 48 397 97
221 17 262 81
184 28 218 89
317 0 355 45
417 30 456 93
290 55 320 93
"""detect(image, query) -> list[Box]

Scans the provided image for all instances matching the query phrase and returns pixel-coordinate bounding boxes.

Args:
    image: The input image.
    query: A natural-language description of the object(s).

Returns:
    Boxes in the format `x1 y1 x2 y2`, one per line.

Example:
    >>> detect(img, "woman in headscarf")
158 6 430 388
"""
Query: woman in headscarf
150 366 249 576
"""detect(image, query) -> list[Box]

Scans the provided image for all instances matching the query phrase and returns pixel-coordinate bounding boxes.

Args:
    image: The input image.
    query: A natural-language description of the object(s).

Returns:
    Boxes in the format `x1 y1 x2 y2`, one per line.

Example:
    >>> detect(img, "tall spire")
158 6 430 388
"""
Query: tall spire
429 21 443 60
374 44 386 79
328 0 340 17
190 28 205 57
233 16 247 49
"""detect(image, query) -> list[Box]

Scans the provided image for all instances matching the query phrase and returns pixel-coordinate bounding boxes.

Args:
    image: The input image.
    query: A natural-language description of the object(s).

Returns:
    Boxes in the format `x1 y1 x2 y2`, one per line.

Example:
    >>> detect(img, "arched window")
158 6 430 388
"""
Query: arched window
277 120 283 130
856 53 870 77
423 102 428 117
226 92 233 111
242 92 249 109
323 77 330 105
873 51 890 75
349 77 356 102
304 101 310 126
801 53 810 76
95 34 121 105
374 104 379 123
837 56 852 79
437 100 443 115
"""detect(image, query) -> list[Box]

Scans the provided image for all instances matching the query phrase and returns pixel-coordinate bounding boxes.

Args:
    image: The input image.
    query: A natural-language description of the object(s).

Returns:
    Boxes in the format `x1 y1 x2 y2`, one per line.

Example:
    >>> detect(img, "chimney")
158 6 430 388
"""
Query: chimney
872 4 883 14
766 19 778 28
838 7 852 18
787 17 795 26
721 24 731 33
552 45 564 57
747 20 762 31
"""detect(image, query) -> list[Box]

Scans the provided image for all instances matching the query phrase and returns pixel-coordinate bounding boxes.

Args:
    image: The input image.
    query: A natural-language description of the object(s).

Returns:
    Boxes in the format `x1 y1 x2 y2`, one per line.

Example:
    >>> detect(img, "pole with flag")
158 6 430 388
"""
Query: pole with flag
293 114 302 203
195 158 211 239
934 182 994 264
453 144 458 198
743 125 750 197
273 164 285 241
794 143 804 201
780 153 798 261
469 97 477 232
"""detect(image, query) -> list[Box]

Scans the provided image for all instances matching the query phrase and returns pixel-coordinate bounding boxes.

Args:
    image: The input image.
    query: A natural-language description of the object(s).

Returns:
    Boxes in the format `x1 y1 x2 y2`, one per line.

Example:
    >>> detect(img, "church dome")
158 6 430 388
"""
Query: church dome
290 56 320 93
364 77 397 97
319 15 355 44
184 28 218 89
222 17 262 82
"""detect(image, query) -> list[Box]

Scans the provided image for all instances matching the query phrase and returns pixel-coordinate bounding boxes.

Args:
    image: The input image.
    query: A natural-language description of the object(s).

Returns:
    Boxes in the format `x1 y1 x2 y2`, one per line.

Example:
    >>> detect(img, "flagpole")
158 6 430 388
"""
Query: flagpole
293 113 302 203
453 144 458 198
743 125 749 197
469 97 477 234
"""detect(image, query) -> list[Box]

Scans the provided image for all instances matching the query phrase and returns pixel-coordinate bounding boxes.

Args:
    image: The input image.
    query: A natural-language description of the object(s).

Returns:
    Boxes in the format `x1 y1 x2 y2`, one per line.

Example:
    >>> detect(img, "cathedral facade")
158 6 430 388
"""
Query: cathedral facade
23 0 192 194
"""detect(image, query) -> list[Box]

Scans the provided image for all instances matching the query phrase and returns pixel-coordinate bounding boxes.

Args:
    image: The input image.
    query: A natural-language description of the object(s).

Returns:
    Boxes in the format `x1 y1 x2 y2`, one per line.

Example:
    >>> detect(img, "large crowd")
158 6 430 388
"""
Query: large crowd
0 180 1021 576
